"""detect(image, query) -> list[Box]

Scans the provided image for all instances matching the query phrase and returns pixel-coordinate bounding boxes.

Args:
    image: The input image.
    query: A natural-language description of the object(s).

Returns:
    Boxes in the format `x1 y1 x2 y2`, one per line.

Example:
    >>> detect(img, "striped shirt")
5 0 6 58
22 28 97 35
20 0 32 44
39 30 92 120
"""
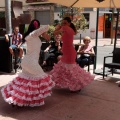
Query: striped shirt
9 33 22 46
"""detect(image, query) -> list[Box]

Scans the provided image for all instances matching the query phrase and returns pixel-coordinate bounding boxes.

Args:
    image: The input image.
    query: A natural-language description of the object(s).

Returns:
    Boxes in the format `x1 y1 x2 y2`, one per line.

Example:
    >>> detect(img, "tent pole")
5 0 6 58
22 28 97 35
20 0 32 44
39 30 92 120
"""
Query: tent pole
94 8 99 70
71 0 79 7
110 8 114 44
113 9 119 51
5 0 12 34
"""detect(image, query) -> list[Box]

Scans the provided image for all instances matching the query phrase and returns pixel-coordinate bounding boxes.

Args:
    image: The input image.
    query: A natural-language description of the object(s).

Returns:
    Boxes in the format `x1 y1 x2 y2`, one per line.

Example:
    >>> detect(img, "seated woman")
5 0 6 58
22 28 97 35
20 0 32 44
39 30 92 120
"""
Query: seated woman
76 36 95 68
42 34 62 66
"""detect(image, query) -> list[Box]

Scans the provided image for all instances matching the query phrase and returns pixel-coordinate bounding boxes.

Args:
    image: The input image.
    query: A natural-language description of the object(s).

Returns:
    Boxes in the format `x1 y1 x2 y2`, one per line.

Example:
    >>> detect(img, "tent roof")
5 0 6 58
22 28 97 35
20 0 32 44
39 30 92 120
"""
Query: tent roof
0 0 27 7
1 0 120 8
0 0 50 7
48 0 120 8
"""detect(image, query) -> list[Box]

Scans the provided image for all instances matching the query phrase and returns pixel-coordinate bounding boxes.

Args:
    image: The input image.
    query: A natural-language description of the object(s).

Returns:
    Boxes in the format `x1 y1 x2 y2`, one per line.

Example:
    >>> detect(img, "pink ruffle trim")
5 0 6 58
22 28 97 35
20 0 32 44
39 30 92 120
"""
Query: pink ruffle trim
1 75 55 107
50 61 95 91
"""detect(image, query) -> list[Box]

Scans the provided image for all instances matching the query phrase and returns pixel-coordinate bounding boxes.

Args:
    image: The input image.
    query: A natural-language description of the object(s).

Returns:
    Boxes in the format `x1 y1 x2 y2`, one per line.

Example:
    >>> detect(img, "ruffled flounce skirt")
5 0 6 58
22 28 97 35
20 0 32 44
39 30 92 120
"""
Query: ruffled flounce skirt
1 73 55 107
50 61 95 91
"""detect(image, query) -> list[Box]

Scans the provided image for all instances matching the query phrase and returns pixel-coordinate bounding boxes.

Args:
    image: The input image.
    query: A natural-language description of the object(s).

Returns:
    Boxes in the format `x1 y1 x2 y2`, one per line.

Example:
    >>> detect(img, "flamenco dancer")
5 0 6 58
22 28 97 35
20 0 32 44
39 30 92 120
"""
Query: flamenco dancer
50 17 94 92
1 19 55 107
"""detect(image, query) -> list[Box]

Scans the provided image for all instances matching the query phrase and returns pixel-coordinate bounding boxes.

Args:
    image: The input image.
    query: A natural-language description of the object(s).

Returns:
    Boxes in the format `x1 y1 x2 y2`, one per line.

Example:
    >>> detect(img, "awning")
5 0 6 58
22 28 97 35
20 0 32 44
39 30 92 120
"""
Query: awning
48 0 120 8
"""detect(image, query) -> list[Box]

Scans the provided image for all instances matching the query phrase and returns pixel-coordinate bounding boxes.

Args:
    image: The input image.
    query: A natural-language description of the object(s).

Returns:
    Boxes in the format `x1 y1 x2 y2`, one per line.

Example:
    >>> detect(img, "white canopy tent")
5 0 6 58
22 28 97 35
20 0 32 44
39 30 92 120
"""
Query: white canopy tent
0 0 29 8
0 0 51 8
1 0 120 8
48 0 120 8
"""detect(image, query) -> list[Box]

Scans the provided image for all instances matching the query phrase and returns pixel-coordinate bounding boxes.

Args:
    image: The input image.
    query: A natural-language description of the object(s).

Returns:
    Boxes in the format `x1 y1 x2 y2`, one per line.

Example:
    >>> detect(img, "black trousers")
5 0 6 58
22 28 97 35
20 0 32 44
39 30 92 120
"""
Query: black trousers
77 56 92 68
43 52 55 61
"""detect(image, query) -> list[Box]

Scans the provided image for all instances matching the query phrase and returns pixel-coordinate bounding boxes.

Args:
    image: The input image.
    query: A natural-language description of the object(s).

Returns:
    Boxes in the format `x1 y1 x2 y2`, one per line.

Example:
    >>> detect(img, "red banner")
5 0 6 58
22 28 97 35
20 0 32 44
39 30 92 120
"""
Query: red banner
98 16 104 31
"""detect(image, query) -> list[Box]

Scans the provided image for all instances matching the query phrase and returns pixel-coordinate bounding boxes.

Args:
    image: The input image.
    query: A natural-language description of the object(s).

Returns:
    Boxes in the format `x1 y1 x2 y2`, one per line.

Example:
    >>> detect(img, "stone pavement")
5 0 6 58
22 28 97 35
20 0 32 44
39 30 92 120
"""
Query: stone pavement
0 38 120 120
73 38 120 47
0 71 120 120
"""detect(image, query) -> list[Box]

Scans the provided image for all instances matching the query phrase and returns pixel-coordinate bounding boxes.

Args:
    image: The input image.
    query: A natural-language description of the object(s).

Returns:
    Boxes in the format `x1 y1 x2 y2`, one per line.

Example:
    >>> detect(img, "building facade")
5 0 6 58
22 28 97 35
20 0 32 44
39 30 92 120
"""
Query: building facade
0 0 119 39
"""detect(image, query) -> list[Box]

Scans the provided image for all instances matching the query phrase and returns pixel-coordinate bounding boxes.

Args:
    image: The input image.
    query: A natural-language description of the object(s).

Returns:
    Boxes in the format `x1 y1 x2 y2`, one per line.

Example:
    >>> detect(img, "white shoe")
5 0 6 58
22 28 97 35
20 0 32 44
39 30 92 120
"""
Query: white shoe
6 97 13 104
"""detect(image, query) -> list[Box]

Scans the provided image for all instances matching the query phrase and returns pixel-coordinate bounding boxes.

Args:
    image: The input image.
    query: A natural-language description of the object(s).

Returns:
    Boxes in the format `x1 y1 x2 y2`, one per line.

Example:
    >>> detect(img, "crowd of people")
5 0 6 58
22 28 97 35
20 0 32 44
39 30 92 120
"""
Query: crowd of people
1 17 95 107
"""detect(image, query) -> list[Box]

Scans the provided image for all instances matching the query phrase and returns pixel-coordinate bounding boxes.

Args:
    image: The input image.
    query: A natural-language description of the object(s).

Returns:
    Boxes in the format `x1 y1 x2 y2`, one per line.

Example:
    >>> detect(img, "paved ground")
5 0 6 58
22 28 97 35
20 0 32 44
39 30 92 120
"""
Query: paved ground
0 38 120 120
74 38 120 47
0 71 120 120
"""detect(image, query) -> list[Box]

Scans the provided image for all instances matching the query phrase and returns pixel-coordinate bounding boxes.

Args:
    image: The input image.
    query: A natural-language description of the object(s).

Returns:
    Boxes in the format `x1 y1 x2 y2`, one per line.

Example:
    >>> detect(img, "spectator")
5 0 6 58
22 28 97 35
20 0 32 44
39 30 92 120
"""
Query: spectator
77 36 95 68
42 34 62 66
5 26 24 61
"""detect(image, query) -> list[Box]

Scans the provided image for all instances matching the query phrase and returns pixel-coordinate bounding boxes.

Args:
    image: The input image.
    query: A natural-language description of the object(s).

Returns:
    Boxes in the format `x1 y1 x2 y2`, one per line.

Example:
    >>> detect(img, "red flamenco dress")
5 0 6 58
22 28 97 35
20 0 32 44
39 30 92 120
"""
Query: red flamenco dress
50 26 94 91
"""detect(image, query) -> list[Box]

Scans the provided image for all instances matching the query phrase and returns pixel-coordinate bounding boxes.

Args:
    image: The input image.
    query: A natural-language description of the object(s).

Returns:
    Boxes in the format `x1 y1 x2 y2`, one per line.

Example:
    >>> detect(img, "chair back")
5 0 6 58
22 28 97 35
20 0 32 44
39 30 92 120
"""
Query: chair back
90 46 96 62
113 48 120 63
0 36 12 72
41 42 50 50
74 44 79 52
93 46 96 54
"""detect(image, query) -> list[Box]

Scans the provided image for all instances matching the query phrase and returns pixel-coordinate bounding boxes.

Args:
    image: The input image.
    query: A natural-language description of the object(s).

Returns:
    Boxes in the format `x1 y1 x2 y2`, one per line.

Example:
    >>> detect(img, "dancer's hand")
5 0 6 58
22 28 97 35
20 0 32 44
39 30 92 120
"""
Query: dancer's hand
44 49 48 52
55 24 62 30
42 32 50 41
54 25 62 35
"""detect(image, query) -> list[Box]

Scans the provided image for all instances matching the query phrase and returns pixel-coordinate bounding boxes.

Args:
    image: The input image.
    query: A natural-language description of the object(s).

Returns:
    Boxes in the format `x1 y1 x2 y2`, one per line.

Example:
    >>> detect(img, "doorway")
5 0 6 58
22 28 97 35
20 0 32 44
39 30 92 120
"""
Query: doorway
104 13 112 38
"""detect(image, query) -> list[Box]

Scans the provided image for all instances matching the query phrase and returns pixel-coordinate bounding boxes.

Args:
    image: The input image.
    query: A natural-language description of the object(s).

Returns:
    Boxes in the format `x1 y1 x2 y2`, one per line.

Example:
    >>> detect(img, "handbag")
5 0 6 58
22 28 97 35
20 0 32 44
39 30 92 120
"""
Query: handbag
81 54 90 58
83 54 90 57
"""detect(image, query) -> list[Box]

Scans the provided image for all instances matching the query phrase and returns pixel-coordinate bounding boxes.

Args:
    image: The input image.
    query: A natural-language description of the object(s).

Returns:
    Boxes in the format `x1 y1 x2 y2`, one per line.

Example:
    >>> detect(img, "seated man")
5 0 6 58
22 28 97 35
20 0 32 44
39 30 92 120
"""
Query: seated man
5 26 24 62
42 34 62 66
76 36 95 68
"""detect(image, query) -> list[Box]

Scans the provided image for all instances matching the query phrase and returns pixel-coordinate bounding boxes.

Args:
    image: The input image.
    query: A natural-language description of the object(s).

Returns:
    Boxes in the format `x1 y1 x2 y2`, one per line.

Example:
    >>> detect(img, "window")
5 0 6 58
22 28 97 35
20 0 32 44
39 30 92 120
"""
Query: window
83 13 90 29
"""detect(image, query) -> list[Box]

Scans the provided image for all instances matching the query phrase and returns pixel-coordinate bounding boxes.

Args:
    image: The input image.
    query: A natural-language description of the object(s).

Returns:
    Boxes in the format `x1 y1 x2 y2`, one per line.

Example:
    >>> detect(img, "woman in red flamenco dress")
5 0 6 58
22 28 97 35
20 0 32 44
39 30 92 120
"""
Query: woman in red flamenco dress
50 17 94 92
